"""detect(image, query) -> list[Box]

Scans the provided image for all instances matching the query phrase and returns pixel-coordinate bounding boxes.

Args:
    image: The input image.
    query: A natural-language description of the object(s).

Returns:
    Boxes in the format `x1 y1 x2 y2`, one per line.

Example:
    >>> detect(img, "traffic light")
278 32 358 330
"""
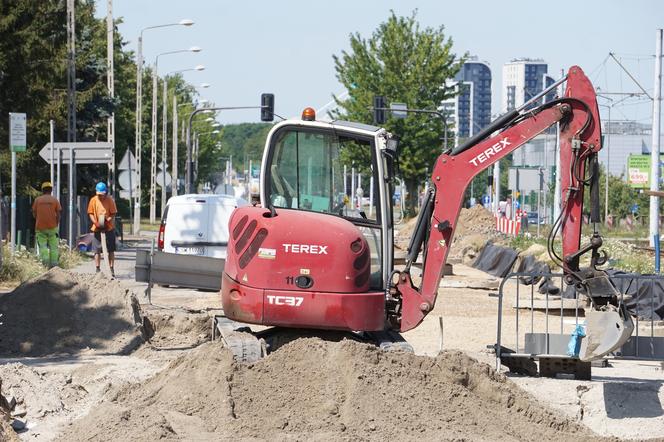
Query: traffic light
373 95 386 125
261 93 275 122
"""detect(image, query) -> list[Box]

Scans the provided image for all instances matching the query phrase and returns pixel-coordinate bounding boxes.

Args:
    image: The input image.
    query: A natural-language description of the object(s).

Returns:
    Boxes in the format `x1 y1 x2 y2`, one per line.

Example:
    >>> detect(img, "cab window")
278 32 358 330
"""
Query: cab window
268 128 378 223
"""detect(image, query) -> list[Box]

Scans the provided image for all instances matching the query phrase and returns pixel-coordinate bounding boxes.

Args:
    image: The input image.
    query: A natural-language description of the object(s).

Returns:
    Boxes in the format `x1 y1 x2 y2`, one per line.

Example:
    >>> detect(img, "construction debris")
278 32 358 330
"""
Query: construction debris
60 339 600 441
0 381 20 442
0 268 146 356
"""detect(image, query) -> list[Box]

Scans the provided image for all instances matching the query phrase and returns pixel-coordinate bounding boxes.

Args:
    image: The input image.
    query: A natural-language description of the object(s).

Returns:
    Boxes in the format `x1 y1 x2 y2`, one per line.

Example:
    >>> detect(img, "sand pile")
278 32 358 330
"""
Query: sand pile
61 339 599 441
0 415 18 442
0 363 89 433
0 381 19 442
0 268 145 356
455 205 497 237
395 206 498 263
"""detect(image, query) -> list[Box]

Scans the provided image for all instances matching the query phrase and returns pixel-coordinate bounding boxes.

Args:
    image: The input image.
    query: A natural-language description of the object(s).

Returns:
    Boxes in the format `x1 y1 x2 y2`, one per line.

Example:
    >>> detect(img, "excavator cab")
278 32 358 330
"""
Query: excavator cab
221 111 400 332
261 117 398 292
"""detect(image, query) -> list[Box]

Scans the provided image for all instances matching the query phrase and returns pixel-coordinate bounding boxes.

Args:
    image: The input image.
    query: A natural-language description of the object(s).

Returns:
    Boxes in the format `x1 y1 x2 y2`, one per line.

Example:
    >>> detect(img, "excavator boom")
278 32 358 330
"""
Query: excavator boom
394 66 633 360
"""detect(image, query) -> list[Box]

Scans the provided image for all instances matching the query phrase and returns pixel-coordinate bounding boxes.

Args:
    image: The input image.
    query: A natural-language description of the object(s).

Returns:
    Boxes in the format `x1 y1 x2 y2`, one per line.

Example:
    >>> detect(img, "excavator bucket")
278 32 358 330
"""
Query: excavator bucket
579 303 634 362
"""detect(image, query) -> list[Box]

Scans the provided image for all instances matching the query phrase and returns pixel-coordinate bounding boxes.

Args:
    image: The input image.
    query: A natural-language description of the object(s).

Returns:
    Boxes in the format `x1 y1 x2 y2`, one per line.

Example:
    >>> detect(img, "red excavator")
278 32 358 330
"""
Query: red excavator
216 66 633 363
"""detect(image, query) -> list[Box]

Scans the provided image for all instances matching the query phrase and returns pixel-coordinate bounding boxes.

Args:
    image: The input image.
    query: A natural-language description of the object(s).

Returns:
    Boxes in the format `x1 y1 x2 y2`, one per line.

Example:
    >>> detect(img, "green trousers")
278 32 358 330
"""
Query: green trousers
36 227 59 267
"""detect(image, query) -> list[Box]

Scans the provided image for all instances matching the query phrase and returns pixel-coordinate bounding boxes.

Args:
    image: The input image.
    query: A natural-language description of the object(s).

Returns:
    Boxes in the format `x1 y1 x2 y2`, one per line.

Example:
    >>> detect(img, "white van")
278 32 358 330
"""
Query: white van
158 194 248 259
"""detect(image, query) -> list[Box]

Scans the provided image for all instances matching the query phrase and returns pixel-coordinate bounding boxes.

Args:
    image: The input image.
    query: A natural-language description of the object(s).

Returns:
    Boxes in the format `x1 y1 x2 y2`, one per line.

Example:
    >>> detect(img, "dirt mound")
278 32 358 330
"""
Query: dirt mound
61 339 599 441
0 268 145 356
0 415 18 442
0 363 89 433
0 382 18 442
395 205 497 256
455 205 497 236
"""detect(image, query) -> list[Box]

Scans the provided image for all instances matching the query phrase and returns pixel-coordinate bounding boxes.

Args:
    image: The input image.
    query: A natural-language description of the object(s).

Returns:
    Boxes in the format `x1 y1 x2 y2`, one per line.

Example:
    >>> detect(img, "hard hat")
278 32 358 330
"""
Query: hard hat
95 182 108 194
41 181 53 190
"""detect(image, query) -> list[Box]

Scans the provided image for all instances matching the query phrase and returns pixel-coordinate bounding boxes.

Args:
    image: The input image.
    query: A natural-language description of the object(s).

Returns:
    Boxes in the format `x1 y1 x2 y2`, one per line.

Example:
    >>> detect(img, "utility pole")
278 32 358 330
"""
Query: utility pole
650 29 663 246
172 95 178 196
605 105 611 223
553 69 564 223
66 0 76 247
161 76 168 214
67 0 76 144
150 67 158 223
134 35 143 234
107 0 115 197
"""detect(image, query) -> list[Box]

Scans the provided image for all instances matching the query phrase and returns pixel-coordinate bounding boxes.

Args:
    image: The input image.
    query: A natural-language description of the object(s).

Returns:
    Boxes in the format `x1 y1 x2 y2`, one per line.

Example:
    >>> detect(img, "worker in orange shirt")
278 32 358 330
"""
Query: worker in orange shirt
32 182 62 267
87 182 117 276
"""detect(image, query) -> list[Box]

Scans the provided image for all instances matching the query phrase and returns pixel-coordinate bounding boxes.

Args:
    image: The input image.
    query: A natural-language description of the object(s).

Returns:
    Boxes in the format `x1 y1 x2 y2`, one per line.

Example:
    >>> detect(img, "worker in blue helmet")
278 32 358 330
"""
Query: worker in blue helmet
87 182 118 276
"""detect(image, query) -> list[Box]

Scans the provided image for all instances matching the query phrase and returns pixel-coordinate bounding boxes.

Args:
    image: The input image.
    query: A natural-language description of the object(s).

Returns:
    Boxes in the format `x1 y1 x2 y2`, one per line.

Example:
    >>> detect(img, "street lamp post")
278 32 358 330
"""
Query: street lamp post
150 47 201 223
194 129 221 184
134 19 193 234
186 105 268 193
162 66 205 207
597 101 612 224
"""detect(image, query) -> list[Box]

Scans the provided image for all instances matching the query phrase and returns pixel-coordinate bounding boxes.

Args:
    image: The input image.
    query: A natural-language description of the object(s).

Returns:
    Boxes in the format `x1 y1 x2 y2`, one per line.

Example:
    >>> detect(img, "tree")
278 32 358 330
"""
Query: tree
0 1 211 217
332 11 462 214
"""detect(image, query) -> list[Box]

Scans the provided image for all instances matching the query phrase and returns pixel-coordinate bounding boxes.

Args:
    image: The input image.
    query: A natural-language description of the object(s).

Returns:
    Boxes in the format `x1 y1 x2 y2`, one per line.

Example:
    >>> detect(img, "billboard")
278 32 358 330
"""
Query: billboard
627 154 664 188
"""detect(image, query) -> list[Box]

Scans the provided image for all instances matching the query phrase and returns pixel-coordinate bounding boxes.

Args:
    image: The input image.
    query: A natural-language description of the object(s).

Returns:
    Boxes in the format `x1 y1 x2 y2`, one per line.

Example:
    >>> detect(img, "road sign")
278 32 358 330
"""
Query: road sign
118 170 138 192
39 142 112 165
9 113 27 152
390 102 408 119
117 149 137 170
156 169 172 188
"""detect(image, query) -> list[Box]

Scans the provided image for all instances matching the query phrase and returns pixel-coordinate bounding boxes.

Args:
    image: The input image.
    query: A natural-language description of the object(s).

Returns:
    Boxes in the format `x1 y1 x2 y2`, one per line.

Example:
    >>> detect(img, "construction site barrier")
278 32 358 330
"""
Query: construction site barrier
495 215 521 236
495 271 664 378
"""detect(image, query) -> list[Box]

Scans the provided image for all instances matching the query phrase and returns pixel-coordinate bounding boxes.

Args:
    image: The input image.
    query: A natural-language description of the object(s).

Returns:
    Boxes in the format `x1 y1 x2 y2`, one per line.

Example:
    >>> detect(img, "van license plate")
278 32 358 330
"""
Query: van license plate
175 247 205 255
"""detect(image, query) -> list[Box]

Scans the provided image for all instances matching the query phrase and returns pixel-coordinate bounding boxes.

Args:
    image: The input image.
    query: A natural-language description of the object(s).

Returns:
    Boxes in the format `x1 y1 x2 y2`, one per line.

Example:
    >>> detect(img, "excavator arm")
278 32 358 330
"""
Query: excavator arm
392 66 633 360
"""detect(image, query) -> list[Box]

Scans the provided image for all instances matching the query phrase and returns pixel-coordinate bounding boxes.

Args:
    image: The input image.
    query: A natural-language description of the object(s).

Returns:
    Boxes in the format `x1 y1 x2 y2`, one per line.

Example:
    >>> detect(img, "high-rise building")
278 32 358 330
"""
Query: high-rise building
452 57 492 141
502 58 555 112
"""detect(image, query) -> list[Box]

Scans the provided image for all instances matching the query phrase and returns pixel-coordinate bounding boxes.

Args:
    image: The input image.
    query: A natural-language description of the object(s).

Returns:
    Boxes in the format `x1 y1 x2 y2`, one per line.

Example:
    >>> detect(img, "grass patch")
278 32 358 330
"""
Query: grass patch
504 232 655 274
139 220 160 232
0 241 86 284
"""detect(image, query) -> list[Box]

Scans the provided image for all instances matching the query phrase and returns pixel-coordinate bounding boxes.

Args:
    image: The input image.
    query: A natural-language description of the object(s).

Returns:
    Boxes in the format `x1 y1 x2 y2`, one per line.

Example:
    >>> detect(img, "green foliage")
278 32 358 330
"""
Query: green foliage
0 244 44 282
0 240 83 283
198 123 272 184
0 1 209 203
332 11 462 213
57 240 85 269
583 165 650 222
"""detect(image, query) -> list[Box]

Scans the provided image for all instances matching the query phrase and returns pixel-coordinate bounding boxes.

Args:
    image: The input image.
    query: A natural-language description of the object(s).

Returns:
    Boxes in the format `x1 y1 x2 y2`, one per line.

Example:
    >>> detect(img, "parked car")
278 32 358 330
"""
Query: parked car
526 211 545 225
158 194 248 259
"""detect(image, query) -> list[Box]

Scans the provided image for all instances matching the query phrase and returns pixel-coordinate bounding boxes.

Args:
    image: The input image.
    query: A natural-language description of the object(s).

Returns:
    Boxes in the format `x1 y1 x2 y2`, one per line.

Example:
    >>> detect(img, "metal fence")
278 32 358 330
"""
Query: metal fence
495 271 664 375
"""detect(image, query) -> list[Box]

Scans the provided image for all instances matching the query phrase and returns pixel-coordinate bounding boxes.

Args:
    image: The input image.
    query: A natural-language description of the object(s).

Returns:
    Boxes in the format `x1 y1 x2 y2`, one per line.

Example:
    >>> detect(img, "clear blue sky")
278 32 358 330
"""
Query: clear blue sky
96 0 664 125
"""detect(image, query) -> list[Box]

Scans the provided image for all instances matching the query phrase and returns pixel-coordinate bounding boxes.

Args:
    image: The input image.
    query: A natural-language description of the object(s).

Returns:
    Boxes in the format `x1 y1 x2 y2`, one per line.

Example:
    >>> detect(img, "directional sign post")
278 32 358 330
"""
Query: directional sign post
9 112 27 253
40 142 112 165
9 113 26 152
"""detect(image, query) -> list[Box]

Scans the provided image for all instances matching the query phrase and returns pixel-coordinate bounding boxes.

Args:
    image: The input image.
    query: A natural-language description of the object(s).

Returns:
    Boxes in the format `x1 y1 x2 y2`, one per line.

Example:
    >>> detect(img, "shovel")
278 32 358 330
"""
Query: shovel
578 303 634 362
98 215 113 278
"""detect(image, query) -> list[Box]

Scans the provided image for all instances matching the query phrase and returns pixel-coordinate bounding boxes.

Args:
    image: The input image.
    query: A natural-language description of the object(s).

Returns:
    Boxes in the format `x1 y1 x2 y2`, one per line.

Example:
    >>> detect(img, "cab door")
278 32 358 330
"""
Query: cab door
261 124 389 290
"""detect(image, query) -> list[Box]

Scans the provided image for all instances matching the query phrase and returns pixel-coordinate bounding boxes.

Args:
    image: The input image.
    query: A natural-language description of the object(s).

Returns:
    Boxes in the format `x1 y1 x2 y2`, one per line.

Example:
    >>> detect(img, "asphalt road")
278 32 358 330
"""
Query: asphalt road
72 233 223 311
